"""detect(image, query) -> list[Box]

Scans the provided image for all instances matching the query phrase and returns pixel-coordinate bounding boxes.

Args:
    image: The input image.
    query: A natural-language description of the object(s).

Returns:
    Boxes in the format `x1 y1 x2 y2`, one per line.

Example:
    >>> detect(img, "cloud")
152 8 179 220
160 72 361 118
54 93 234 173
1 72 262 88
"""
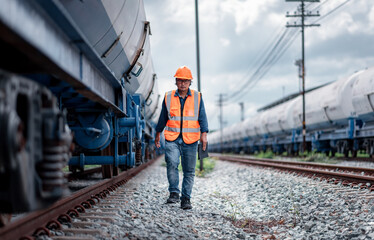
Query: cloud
162 0 279 35
164 0 194 24
311 12 356 42
369 5 374 30
219 38 230 47
220 0 277 34
144 0 374 131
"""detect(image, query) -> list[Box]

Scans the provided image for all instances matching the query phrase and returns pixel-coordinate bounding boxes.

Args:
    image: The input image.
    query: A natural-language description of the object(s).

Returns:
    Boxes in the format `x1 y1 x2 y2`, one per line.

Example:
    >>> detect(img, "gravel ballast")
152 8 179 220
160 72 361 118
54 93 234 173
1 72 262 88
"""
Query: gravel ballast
46 157 374 239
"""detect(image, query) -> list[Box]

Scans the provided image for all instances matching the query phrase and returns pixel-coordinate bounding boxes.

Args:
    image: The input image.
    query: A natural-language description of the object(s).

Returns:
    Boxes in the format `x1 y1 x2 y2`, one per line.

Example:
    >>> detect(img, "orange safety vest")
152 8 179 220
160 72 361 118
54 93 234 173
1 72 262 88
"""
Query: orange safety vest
164 90 201 144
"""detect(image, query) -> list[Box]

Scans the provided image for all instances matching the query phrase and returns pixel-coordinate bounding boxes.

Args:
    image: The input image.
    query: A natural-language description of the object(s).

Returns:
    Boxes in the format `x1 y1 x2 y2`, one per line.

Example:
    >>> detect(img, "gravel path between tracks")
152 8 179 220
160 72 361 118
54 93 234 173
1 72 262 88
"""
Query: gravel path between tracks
43 157 374 239
120 157 374 240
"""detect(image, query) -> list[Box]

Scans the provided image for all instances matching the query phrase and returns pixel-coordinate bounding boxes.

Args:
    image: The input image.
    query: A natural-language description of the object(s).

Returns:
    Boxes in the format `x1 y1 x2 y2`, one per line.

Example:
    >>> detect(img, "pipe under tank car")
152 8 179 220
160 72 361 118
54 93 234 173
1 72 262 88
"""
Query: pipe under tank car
0 0 159 214
209 66 374 157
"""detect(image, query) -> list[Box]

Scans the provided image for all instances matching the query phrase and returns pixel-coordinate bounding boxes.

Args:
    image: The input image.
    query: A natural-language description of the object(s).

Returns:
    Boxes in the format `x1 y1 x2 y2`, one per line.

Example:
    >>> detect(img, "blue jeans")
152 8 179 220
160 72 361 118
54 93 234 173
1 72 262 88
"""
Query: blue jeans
165 136 198 199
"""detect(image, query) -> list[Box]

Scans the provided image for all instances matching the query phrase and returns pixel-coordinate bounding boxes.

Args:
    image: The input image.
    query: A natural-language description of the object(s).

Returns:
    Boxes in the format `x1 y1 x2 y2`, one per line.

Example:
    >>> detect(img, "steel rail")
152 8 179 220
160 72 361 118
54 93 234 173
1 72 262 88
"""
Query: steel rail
212 154 374 186
210 153 374 175
0 155 162 240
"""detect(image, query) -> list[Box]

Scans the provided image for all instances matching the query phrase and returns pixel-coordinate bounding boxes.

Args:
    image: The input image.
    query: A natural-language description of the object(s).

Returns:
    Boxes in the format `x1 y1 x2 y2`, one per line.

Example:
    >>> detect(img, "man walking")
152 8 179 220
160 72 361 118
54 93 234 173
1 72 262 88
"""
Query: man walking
155 66 208 210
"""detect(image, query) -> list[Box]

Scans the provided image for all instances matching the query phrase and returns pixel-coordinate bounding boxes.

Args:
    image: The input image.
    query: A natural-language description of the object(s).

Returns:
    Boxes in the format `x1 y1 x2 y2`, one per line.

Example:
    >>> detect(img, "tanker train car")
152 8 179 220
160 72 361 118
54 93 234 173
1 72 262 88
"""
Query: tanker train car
0 0 160 214
209 66 374 157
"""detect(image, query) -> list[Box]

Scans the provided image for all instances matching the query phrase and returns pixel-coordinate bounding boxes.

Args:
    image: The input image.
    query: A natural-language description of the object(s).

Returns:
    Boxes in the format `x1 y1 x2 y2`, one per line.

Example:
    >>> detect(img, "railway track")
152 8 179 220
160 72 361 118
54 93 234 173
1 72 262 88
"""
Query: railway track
0 156 161 240
211 153 374 189
279 154 374 162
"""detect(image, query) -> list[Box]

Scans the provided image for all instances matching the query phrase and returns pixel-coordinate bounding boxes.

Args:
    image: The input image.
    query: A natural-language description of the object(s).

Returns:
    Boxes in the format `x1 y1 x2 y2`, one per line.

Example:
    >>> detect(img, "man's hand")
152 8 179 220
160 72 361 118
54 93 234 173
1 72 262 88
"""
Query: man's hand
155 132 161 148
200 132 208 151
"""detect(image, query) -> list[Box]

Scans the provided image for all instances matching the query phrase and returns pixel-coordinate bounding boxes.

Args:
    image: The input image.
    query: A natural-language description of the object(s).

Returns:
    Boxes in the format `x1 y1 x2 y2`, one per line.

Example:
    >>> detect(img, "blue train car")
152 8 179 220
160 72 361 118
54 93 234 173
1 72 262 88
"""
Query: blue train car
0 0 160 213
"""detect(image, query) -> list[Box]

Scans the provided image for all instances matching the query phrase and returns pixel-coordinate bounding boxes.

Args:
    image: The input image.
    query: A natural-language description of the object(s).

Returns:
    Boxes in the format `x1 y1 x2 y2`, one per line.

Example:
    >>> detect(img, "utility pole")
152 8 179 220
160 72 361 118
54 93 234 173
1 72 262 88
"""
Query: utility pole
239 102 244 121
295 59 302 92
195 0 201 92
195 0 203 170
217 94 226 152
286 0 320 153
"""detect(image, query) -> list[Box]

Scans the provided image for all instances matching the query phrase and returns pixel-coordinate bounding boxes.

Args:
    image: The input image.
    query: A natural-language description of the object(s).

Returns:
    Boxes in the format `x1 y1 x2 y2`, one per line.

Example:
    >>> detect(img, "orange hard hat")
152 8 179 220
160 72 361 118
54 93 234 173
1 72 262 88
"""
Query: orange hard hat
174 66 193 80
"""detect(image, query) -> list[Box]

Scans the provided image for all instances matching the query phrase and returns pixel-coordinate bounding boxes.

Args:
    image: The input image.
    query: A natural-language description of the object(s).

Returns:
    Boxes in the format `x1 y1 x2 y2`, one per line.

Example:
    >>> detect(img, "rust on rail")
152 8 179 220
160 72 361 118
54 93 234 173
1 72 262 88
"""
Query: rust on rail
212 154 374 185
0 155 162 240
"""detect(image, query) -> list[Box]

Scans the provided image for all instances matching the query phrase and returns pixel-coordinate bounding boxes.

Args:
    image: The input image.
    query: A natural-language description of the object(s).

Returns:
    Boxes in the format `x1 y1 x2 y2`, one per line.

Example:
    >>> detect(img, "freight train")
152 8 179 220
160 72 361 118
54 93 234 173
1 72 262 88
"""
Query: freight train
0 0 160 214
208 66 374 158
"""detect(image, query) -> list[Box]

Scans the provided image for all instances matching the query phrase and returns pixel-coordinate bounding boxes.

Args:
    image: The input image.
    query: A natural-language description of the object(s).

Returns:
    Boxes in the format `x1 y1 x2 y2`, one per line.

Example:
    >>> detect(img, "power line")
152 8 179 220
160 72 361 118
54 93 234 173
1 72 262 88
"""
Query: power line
309 0 329 12
228 28 299 102
226 28 290 100
223 0 352 106
312 0 351 24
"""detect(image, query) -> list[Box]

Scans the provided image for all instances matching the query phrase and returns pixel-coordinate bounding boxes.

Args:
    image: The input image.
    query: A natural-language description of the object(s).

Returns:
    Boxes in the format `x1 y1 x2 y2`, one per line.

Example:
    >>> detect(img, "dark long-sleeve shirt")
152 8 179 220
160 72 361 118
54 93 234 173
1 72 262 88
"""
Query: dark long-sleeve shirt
156 88 209 134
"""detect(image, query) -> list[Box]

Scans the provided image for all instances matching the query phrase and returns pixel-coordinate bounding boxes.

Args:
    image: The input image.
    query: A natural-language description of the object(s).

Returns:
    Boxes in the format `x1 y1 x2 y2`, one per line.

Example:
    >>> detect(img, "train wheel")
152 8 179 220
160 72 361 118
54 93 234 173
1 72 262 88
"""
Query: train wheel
344 149 349 158
145 145 150 162
351 150 357 158
135 141 142 166
102 165 113 179
101 142 119 178
331 150 336 157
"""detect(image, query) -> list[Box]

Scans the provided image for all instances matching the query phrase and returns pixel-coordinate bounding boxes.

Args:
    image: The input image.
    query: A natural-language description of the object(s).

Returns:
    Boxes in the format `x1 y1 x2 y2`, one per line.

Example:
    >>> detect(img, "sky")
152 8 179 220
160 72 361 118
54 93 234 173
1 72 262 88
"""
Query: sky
143 0 374 131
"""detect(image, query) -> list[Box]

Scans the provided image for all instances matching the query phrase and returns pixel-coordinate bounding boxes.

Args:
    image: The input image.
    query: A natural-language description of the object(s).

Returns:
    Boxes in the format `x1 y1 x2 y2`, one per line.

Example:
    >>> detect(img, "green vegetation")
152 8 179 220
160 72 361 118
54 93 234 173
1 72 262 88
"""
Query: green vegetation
195 157 216 177
254 150 274 159
302 152 340 164
333 151 370 158
161 157 216 177
252 150 344 164
211 191 243 221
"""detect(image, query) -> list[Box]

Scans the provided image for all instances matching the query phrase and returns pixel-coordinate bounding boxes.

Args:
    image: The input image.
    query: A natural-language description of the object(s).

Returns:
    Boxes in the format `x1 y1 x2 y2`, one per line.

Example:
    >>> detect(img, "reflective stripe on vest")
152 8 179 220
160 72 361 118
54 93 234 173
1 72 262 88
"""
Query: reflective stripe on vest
164 90 201 144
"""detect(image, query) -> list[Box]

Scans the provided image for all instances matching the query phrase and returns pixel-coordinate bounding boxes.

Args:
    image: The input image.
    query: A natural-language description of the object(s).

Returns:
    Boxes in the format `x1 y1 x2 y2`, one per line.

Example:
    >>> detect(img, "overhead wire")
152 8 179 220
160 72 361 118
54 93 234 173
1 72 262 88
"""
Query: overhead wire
309 0 329 12
225 25 288 101
228 26 300 102
230 28 299 102
226 0 352 104
218 0 354 117
216 0 355 129
223 3 304 103
226 28 291 102
312 0 351 24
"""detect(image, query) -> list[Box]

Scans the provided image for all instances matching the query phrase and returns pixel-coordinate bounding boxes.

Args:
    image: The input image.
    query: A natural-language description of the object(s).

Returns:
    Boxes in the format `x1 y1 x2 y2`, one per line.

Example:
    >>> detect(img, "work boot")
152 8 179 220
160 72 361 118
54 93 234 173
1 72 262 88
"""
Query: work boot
181 197 192 210
166 192 180 203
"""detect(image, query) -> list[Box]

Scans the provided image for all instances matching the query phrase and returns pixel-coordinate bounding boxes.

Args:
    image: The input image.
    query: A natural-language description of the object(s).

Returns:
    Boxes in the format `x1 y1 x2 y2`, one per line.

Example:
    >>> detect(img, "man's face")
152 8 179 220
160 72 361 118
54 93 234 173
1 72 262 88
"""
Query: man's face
176 78 191 91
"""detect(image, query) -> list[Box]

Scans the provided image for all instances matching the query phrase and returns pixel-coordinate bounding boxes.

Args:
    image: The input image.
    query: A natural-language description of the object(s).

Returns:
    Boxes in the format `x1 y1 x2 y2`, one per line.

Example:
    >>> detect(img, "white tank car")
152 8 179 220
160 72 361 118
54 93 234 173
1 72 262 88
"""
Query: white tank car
207 131 217 145
290 70 363 131
325 71 363 121
260 105 283 135
257 111 269 136
143 73 160 121
259 97 298 135
243 115 261 138
233 121 248 141
230 122 238 140
223 125 235 144
280 97 300 132
212 131 221 145
352 66 374 120
60 0 159 118
208 65 374 155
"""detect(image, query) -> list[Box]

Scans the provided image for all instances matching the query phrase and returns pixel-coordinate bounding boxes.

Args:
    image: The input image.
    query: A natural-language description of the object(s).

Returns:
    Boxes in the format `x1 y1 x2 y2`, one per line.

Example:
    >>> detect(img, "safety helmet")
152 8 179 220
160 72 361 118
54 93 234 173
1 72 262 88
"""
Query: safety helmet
174 66 193 80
